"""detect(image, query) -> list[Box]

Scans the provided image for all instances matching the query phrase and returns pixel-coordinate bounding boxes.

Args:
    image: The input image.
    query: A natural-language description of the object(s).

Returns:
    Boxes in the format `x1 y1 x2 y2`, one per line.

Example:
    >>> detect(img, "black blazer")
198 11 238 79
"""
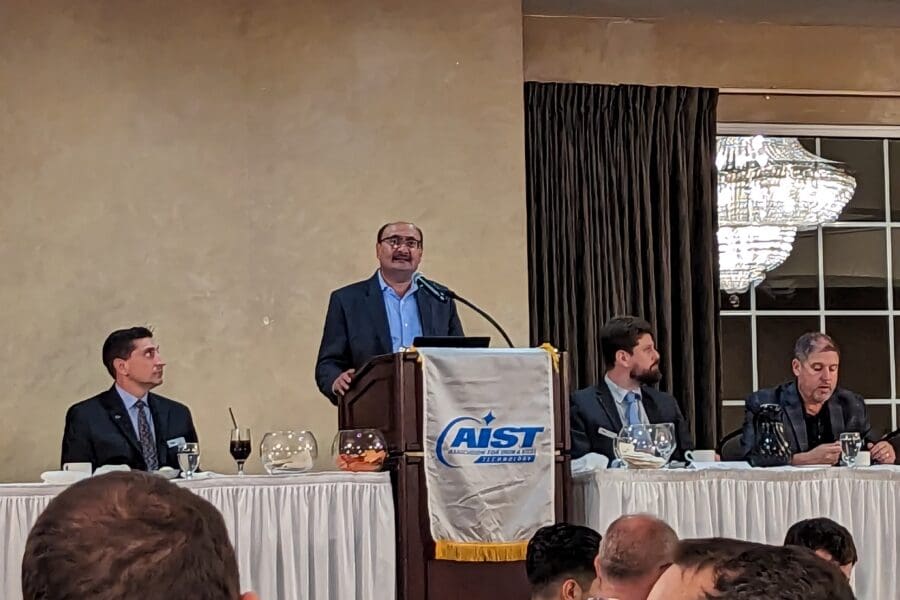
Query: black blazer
315 272 465 404
570 378 693 461
61 386 199 471
740 381 879 457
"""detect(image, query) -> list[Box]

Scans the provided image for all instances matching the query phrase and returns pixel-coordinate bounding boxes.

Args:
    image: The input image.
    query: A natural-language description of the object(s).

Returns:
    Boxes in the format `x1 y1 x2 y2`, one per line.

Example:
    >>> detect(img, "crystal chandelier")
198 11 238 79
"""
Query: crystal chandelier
716 136 856 295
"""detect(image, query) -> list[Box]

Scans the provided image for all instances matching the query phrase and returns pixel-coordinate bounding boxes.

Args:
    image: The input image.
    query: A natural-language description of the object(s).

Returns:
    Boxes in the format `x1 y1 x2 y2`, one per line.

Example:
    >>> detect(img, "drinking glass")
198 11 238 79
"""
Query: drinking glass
230 428 252 475
840 432 862 467
653 423 677 464
177 442 200 478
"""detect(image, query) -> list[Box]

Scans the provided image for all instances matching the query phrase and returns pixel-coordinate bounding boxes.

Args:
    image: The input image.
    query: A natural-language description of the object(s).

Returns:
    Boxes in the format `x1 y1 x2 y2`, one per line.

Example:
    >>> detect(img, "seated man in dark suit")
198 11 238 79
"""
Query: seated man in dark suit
315 221 464 404
61 327 199 471
569 316 693 461
740 332 896 466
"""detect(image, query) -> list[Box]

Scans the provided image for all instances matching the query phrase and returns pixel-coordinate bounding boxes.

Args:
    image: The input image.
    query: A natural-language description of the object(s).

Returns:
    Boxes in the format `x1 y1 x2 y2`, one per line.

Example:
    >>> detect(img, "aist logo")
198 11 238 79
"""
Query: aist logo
434 411 546 467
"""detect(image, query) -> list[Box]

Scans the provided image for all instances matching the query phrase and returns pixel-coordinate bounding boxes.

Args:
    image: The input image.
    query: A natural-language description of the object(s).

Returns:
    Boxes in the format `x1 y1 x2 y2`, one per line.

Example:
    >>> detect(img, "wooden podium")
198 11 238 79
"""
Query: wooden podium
339 351 572 600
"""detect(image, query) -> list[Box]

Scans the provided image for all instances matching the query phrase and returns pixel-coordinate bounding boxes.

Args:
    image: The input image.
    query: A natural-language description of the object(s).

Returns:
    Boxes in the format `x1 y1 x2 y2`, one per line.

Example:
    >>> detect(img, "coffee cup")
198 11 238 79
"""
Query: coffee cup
685 449 716 463
856 451 871 467
63 462 92 474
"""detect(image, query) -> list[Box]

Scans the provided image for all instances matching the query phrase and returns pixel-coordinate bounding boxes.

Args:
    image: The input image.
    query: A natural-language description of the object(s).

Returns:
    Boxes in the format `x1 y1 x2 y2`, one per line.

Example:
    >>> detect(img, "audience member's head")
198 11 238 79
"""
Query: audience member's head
784 517 858 579
22 471 258 600
526 523 601 600
595 514 677 600
707 544 856 599
647 538 763 600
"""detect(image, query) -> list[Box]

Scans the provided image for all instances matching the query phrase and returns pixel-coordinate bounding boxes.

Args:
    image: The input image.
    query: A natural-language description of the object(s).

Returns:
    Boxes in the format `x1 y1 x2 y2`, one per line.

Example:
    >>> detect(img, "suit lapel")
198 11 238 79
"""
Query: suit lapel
417 286 435 336
782 383 809 452
640 387 663 423
99 386 143 456
365 272 392 354
148 393 170 460
827 396 845 438
596 380 624 432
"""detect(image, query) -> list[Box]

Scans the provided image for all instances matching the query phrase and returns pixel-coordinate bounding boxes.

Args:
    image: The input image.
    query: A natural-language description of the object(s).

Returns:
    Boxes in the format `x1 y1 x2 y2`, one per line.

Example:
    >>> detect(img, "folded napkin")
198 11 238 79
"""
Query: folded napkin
41 470 91 485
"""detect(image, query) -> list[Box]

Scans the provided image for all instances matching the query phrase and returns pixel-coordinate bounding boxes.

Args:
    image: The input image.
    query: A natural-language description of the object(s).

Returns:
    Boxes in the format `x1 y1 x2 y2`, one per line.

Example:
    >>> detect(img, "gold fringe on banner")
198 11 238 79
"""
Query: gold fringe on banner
434 540 528 562
538 342 560 372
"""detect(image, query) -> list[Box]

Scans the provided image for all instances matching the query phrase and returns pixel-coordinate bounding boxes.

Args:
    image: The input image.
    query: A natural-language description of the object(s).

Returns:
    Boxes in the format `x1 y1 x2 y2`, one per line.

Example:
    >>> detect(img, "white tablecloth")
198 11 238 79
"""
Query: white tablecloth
573 466 900 600
0 472 396 600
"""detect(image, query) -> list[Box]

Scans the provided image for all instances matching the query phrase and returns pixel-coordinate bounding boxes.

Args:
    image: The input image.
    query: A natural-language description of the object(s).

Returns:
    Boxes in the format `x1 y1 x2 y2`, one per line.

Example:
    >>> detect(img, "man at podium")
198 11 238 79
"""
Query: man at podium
315 222 465 404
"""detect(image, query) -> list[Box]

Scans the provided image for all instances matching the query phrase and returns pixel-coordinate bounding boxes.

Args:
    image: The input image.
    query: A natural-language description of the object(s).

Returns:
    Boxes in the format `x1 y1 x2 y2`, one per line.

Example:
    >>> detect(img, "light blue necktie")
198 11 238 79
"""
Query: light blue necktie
624 391 642 426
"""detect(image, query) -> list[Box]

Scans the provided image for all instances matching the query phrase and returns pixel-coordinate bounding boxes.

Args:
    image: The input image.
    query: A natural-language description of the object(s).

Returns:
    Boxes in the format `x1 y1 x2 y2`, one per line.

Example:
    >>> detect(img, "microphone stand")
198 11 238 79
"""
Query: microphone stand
446 290 515 348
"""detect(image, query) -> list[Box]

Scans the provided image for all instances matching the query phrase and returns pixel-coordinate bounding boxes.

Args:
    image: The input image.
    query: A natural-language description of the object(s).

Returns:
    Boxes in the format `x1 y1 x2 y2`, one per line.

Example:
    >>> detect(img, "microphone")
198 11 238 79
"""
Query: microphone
414 273 450 303
412 273 515 348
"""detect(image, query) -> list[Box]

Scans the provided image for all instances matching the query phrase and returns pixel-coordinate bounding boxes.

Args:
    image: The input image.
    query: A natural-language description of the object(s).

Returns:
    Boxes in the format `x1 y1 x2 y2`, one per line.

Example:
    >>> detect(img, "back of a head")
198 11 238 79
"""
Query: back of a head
784 518 858 567
22 471 242 600
526 523 602 598
674 538 764 572
709 545 855 600
599 514 678 581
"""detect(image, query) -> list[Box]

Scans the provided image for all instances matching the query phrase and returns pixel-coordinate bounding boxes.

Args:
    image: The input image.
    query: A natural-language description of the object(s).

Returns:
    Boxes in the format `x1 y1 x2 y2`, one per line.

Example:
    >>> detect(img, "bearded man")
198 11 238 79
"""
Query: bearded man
570 316 693 461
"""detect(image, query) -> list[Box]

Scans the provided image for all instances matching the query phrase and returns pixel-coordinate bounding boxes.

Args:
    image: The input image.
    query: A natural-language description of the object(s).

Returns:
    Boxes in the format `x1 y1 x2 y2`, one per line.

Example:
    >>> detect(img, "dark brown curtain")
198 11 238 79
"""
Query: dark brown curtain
525 82 721 448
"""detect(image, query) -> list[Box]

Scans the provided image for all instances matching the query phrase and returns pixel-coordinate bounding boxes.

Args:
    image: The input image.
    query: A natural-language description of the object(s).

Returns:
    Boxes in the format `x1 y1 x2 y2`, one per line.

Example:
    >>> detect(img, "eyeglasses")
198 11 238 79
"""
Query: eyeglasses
379 236 422 250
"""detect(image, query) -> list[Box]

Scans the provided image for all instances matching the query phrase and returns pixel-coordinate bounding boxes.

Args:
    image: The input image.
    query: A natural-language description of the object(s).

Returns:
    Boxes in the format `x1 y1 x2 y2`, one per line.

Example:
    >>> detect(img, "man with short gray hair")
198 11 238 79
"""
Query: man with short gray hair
740 331 896 465
593 514 678 600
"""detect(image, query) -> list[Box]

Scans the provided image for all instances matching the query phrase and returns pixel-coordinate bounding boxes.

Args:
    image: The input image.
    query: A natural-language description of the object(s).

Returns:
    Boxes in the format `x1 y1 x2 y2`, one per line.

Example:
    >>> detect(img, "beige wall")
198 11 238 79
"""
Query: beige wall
523 16 900 125
0 0 528 482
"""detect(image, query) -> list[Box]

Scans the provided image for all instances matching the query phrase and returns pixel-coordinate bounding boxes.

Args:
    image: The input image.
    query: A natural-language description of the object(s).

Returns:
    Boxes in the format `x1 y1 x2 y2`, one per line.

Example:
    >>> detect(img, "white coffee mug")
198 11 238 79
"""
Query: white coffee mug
63 462 92 474
856 451 871 467
685 449 716 463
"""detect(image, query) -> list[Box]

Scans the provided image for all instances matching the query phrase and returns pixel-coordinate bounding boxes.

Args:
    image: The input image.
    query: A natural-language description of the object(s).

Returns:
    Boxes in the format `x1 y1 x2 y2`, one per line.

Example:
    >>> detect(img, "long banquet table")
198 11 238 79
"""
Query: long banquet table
573 465 900 600
0 472 396 600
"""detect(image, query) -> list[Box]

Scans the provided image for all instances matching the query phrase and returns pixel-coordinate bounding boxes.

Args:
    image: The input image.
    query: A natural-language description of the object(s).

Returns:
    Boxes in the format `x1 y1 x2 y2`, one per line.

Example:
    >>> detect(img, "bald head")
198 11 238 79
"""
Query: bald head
600 515 678 580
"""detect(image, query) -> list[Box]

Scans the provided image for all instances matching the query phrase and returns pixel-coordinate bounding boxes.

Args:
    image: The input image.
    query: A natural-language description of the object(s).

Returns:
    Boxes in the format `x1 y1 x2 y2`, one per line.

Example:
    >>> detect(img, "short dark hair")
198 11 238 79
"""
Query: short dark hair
673 538 764 572
794 332 840 362
102 326 154 378
599 316 654 369
526 523 601 596
22 472 242 600
784 518 858 567
599 514 678 581
707 545 855 600
376 222 423 244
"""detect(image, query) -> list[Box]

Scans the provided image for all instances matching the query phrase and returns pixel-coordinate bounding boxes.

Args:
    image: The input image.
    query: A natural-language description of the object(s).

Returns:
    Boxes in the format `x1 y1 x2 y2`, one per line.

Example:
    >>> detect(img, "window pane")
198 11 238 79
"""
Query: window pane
823 227 887 309
825 316 890 399
819 138 885 222
757 316 820 389
721 317 752 400
722 405 745 438
891 229 900 307
720 290 750 311
799 137 816 153
866 404 894 439
756 229 819 310
889 140 900 222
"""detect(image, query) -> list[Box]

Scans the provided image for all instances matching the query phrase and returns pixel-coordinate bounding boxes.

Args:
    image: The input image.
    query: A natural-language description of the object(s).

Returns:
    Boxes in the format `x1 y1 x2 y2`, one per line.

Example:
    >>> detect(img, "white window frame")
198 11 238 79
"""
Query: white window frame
718 124 900 432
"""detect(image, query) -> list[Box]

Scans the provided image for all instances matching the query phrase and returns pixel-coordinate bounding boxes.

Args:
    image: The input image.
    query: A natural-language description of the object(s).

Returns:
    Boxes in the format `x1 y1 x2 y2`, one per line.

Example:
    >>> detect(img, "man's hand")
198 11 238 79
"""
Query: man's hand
792 441 841 466
331 369 356 397
868 440 896 464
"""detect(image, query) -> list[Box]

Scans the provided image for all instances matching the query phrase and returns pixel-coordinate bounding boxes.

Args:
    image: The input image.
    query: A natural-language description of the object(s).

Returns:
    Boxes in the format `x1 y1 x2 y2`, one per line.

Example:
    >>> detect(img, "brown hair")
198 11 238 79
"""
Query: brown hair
22 471 242 600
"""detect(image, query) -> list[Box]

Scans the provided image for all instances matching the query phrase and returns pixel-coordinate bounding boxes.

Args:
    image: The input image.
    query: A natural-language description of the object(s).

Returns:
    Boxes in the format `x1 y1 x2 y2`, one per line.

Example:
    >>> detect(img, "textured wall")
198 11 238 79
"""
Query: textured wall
523 16 900 125
0 0 528 482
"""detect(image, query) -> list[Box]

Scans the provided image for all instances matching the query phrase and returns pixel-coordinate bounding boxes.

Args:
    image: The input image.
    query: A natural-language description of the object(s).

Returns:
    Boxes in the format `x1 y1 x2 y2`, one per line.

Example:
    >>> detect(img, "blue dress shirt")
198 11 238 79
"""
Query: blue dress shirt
377 270 424 352
115 384 156 442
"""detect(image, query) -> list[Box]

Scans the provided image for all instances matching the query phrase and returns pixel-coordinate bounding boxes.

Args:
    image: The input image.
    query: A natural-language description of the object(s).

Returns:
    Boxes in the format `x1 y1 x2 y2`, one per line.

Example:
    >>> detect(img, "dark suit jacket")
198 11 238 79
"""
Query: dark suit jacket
570 379 693 461
315 271 465 404
740 381 880 459
61 386 199 470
